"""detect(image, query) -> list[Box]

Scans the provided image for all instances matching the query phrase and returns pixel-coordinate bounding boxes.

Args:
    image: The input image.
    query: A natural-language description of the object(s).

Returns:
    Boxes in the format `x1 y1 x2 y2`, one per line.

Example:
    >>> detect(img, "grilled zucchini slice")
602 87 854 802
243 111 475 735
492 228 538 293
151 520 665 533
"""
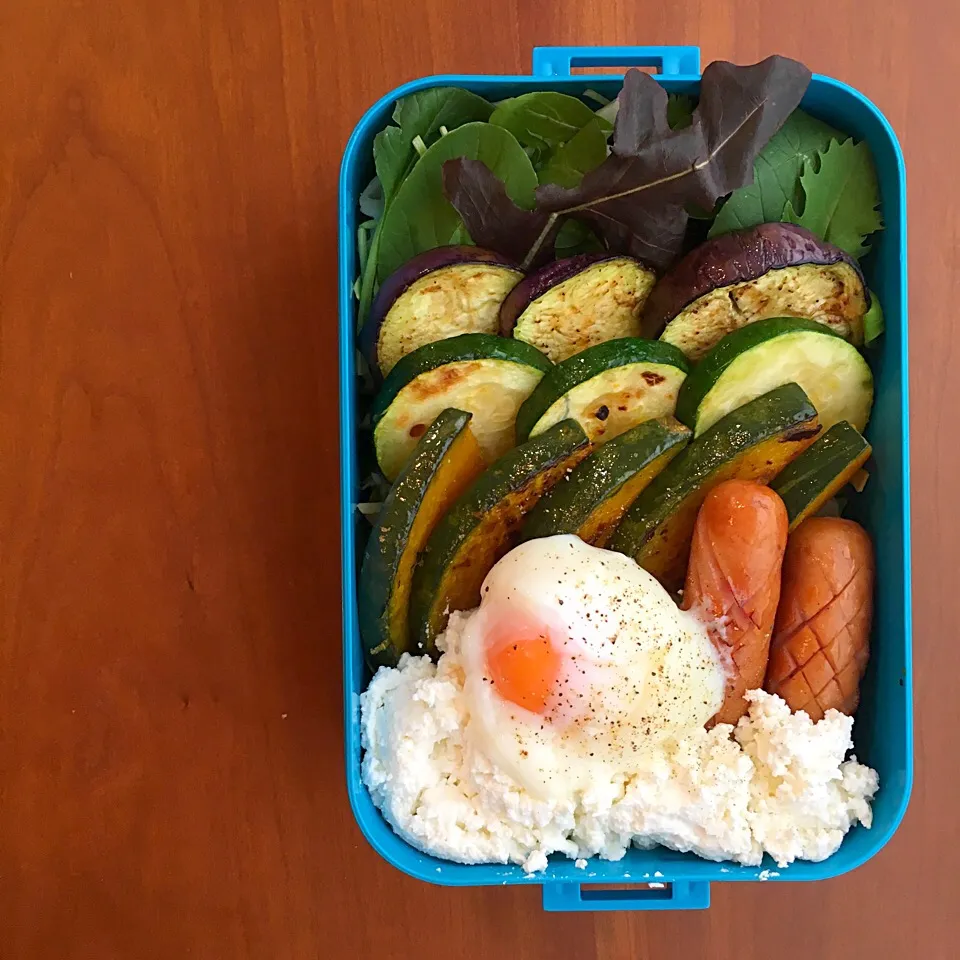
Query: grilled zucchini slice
676 317 873 437
516 338 689 443
372 334 551 480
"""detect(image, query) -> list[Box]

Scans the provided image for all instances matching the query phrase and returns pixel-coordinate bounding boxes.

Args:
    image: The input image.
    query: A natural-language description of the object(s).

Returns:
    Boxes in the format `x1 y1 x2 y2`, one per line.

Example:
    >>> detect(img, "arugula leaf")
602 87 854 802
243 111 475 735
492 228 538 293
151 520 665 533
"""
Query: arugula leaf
374 87 493 202
783 138 883 258
443 56 811 270
709 110 843 238
378 123 537 280
490 92 612 152
537 119 609 188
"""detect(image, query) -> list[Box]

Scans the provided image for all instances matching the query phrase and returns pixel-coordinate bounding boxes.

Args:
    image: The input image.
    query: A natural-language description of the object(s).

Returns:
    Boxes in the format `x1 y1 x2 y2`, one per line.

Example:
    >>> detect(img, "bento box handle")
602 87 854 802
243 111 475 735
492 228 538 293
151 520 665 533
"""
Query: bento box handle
531 45 701 78
542 880 710 912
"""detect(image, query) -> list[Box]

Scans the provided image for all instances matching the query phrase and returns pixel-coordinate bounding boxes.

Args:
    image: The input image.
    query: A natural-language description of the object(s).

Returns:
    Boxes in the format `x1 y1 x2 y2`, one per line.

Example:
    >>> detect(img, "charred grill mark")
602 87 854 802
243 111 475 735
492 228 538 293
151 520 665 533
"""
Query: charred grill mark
781 425 823 443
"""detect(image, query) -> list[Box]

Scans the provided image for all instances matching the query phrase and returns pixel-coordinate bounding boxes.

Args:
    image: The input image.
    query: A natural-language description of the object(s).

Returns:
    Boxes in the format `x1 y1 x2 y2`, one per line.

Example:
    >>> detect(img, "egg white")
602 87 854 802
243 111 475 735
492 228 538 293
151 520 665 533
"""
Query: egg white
460 535 726 800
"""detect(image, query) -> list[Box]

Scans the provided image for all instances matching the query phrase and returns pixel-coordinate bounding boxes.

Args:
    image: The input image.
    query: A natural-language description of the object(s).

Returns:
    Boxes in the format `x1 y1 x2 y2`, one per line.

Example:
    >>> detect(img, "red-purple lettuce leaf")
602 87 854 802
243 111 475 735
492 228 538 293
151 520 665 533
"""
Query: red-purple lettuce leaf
442 55 811 271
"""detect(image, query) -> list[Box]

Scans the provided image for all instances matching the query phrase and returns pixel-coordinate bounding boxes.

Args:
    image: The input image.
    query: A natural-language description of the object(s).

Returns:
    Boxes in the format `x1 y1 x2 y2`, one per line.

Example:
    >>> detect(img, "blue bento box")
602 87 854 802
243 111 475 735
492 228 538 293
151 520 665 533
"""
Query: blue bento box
338 45 912 912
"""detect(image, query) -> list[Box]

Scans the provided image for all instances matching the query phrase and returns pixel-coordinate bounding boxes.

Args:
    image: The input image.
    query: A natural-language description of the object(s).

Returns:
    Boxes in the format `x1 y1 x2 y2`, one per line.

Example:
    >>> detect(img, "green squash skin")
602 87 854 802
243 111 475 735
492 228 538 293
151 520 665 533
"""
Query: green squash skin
372 333 552 425
409 419 589 655
358 408 475 670
610 383 821 588
675 316 843 429
516 337 689 441
520 418 691 542
770 420 872 527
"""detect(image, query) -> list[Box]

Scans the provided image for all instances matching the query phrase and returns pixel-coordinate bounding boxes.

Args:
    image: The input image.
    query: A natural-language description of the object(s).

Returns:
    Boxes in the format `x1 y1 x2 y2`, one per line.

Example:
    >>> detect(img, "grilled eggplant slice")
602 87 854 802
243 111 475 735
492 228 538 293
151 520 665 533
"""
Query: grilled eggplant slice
500 254 657 362
361 245 523 377
644 223 869 359
372 334 551 481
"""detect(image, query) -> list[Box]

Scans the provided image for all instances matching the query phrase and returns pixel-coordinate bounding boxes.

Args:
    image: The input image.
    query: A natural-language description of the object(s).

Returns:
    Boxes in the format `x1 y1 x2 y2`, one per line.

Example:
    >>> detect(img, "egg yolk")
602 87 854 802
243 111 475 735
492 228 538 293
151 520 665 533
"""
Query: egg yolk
484 618 562 714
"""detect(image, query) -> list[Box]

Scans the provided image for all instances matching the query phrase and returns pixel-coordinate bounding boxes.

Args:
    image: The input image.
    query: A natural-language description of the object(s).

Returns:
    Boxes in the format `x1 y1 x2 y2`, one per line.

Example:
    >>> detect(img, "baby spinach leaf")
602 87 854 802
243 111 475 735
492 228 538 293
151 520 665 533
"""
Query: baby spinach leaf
374 87 493 202
490 91 612 152
358 175 385 220
537 119 609 188
357 88 494 325
863 292 885 343
783 138 883 258
377 123 537 280
709 109 844 238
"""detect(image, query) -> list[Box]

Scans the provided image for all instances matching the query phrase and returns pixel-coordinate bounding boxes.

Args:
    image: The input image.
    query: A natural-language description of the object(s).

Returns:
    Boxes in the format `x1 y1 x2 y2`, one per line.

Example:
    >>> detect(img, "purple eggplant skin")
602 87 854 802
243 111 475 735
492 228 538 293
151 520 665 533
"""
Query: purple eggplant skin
498 253 640 336
641 223 870 337
360 245 521 376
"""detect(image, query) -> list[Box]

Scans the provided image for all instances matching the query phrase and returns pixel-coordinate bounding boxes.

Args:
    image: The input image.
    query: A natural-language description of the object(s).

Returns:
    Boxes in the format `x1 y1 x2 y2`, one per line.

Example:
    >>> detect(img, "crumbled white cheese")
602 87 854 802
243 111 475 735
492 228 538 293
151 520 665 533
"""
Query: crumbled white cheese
360 614 878 872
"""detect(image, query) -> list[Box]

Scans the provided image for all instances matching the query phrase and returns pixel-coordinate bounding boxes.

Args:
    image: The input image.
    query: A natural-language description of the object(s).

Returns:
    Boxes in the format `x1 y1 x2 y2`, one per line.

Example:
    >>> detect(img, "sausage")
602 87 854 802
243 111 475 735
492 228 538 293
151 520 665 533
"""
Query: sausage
764 517 873 721
682 479 788 726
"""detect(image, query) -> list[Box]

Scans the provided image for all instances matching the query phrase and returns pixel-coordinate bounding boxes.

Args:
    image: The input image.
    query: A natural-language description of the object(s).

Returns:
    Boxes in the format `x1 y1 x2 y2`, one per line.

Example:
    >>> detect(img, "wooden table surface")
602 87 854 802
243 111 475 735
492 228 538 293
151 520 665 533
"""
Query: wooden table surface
1 1 956 957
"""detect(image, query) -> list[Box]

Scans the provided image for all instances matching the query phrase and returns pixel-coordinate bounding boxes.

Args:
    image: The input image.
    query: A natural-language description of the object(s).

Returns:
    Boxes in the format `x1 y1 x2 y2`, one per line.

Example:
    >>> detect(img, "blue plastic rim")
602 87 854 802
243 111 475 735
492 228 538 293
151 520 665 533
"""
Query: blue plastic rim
338 45 912 913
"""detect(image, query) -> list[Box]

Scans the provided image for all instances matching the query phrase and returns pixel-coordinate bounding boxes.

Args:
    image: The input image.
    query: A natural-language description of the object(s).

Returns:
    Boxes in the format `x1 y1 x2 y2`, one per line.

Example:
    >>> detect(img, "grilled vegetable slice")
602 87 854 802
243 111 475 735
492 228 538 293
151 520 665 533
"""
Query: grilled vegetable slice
410 419 590 653
372 334 552 480
611 383 821 591
770 421 872 529
361 246 523 377
358 409 485 668
676 316 874 437
499 254 657 362
521 417 691 548
644 223 869 360
515 338 689 444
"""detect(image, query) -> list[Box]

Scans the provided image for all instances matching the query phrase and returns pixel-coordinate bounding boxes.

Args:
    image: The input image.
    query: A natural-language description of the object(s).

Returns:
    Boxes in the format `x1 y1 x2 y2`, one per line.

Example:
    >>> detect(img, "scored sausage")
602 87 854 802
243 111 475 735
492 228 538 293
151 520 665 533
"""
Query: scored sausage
764 517 874 721
682 479 788 726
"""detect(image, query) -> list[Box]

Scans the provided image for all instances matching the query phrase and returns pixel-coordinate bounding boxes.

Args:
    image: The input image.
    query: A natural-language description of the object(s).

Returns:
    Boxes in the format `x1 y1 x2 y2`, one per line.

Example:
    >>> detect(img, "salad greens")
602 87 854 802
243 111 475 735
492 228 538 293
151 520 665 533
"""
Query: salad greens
445 57 811 270
357 88 494 324
354 55 886 326
708 110 843 237
376 122 537 281
784 138 883 259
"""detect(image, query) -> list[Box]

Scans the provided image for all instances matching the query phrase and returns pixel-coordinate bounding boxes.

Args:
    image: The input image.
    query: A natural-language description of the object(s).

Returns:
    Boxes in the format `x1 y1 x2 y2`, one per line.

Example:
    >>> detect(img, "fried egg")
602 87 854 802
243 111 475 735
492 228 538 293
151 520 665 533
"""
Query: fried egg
459 535 726 800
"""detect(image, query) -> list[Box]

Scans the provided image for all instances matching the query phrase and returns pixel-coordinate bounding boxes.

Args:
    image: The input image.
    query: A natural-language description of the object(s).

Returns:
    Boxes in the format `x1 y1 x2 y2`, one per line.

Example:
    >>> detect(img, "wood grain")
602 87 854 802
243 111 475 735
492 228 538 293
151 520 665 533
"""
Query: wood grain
0 1 955 957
